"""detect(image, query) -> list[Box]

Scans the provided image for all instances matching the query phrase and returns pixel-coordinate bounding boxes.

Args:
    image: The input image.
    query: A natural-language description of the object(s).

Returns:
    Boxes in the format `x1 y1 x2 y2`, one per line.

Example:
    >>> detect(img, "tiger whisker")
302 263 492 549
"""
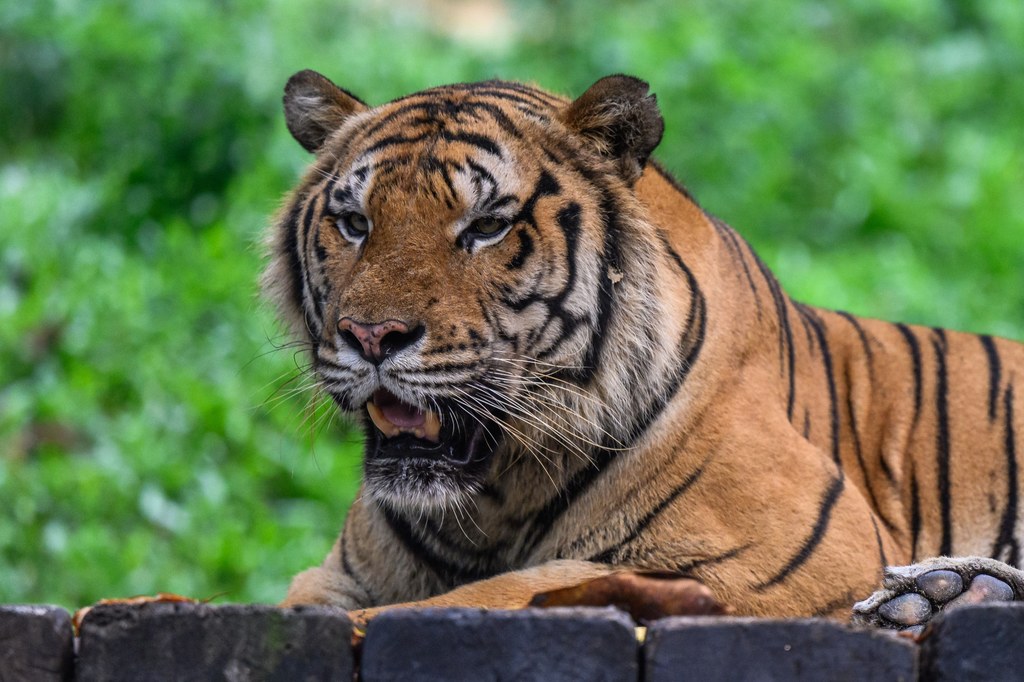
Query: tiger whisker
476 370 627 451
449 387 564 489
466 381 601 464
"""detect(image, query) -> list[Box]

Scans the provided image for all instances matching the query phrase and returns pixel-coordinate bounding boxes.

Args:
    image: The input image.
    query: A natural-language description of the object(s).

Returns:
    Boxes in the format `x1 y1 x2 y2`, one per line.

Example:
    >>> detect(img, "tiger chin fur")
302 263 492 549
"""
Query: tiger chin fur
265 70 1024 620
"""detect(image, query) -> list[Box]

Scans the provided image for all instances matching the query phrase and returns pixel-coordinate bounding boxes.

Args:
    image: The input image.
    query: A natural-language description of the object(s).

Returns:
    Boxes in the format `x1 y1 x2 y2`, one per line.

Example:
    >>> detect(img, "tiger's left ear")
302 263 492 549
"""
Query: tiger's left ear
561 75 665 184
283 70 369 153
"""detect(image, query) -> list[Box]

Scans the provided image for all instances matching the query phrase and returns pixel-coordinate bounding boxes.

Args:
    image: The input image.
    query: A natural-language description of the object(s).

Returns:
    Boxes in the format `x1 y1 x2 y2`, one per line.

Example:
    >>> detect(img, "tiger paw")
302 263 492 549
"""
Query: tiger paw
852 556 1024 633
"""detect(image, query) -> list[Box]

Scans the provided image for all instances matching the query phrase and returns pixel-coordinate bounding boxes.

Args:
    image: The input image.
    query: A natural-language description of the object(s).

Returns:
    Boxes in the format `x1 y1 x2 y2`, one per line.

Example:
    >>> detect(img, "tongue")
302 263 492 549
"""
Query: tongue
374 390 425 428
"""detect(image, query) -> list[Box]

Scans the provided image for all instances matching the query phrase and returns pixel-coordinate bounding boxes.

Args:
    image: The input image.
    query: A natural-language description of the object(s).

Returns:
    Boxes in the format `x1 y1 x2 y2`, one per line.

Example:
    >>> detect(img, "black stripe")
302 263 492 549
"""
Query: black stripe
579 190 621 380
751 253 796 421
474 81 563 107
511 178 588 362
467 101 523 138
419 156 459 207
650 160 699 204
381 506 488 585
487 194 518 212
714 220 762 316
479 482 505 505
282 198 306 315
981 335 1002 422
755 473 845 590
993 384 1020 566
589 460 707 563
463 90 548 117
837 310 874 368
357 96 526 143
329 183 355 207
877 449 898 488
300 190 326 330
845 363 896 531
508 228 534 270
465 158 499 205
909 461 921 558
834 311 890 488
357 100 436 140
650 237 708 429
932 332 953 556
340 528 379 604
467 85 556 108
364 131 432 155
520 447 619 558
794 303 817 356
524 201 583 356
870 513 888 569
895 324 923 426
673 544 750 575
801 306 840 464
439 130 503 157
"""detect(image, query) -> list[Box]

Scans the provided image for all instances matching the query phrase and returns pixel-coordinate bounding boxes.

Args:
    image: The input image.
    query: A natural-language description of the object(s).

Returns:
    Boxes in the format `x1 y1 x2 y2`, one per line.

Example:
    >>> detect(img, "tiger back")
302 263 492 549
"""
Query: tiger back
265 70 1024 625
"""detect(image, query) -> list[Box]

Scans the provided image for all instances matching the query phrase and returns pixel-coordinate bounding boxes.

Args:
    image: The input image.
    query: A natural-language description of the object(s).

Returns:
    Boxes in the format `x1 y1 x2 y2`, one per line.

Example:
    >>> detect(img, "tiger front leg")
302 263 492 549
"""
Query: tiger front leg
852 556 1024 633
280 499 434 611
280 541 374 610
281 564 364 609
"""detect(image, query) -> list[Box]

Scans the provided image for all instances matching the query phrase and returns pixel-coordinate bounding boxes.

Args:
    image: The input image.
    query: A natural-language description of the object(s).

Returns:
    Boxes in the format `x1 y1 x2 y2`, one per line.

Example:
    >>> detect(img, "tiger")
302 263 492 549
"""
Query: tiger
264 69 1024 630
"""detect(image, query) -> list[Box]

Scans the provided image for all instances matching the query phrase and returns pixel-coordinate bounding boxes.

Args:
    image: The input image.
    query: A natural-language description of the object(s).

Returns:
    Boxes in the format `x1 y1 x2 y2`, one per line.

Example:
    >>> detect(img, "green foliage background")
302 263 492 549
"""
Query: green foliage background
2 0 1022 608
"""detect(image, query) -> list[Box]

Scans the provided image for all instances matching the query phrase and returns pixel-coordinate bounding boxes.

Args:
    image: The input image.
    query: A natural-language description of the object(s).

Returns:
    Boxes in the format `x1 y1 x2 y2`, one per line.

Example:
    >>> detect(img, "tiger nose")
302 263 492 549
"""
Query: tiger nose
338 317 424 365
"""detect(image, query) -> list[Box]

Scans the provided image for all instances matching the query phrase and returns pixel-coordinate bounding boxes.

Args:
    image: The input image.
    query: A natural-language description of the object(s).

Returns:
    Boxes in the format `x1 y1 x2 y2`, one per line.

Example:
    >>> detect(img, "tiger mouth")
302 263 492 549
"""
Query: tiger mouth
363 389 497 468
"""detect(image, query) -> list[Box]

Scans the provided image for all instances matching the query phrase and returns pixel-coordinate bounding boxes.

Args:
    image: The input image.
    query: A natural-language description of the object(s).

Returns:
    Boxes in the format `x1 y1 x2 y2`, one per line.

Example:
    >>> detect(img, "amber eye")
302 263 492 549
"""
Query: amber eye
469 217 507 236
336 212 371 241
457 216 513 251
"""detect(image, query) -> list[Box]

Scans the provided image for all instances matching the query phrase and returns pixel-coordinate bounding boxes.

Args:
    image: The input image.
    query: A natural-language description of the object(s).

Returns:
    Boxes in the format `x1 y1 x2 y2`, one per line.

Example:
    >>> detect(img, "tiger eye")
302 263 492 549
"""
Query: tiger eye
344 212 370 235
470 217 506 236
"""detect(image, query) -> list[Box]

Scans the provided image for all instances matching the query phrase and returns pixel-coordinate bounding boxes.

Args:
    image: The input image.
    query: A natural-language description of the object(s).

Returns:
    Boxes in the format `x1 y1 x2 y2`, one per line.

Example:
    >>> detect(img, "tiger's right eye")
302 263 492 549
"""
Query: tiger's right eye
335 212 371 242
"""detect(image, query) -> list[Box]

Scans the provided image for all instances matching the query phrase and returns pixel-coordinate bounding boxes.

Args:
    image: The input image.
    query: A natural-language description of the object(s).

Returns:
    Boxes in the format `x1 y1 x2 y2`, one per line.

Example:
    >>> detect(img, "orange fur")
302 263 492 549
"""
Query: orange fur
266 72 1024 620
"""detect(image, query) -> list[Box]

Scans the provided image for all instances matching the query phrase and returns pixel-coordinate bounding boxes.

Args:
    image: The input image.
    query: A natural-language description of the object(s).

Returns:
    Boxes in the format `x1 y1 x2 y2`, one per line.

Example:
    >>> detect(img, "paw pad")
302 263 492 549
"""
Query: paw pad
853 558 1024 631
878 593 931 625
944 574 1013 609
915 569 962 603
872 569 1016 630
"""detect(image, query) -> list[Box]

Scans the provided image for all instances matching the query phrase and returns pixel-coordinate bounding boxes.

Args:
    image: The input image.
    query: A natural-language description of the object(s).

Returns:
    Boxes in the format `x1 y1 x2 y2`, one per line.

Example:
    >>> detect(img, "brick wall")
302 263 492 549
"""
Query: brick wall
2 602 1022 680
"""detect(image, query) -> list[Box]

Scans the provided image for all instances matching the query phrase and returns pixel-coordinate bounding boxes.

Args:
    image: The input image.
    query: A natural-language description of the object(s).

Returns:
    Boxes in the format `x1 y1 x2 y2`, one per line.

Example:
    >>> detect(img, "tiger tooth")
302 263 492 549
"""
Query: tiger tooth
423 410 441 443
366 402 400 438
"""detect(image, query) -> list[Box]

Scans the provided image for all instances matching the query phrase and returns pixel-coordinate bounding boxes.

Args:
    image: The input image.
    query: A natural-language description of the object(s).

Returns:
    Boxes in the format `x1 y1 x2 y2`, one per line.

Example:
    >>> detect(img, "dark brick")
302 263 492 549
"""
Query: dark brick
0 605 74 682
75 602 352 681
361 607 638 682
644 617 917 682
921 603 1024 681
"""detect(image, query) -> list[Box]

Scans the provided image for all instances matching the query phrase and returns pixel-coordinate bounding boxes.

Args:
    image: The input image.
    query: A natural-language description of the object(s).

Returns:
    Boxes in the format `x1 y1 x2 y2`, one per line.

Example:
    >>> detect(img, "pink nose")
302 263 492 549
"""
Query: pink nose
338 318 423 364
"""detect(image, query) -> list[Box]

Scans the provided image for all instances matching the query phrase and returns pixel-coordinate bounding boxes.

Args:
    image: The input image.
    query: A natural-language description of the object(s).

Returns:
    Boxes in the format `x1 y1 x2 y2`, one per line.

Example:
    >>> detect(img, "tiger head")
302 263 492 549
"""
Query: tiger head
265 71 677 512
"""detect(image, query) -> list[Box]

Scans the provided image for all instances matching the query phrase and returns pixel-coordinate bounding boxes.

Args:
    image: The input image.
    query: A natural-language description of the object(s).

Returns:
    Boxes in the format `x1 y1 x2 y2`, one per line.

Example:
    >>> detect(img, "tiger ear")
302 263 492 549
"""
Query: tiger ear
561 75 665 184
283 70 369 153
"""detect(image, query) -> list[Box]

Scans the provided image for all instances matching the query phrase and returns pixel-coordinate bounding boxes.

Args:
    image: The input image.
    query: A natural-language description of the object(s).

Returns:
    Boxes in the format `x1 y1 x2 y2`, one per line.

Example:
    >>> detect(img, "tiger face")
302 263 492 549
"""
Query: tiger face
265 71 666 512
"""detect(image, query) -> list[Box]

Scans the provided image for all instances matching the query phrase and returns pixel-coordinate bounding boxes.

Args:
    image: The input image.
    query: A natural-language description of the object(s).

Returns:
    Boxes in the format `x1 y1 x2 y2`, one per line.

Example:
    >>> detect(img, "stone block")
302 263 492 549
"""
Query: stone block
644 616 917 682
361 607 638 682
0 605 74 682
920 603 1024 681
75 602 352 681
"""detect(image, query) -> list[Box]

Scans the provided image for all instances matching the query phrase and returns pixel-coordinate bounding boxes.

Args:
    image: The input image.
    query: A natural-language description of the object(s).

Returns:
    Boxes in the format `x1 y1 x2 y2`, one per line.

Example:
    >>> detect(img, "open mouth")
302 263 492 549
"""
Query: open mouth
362 391 501 497
366 390 442 443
